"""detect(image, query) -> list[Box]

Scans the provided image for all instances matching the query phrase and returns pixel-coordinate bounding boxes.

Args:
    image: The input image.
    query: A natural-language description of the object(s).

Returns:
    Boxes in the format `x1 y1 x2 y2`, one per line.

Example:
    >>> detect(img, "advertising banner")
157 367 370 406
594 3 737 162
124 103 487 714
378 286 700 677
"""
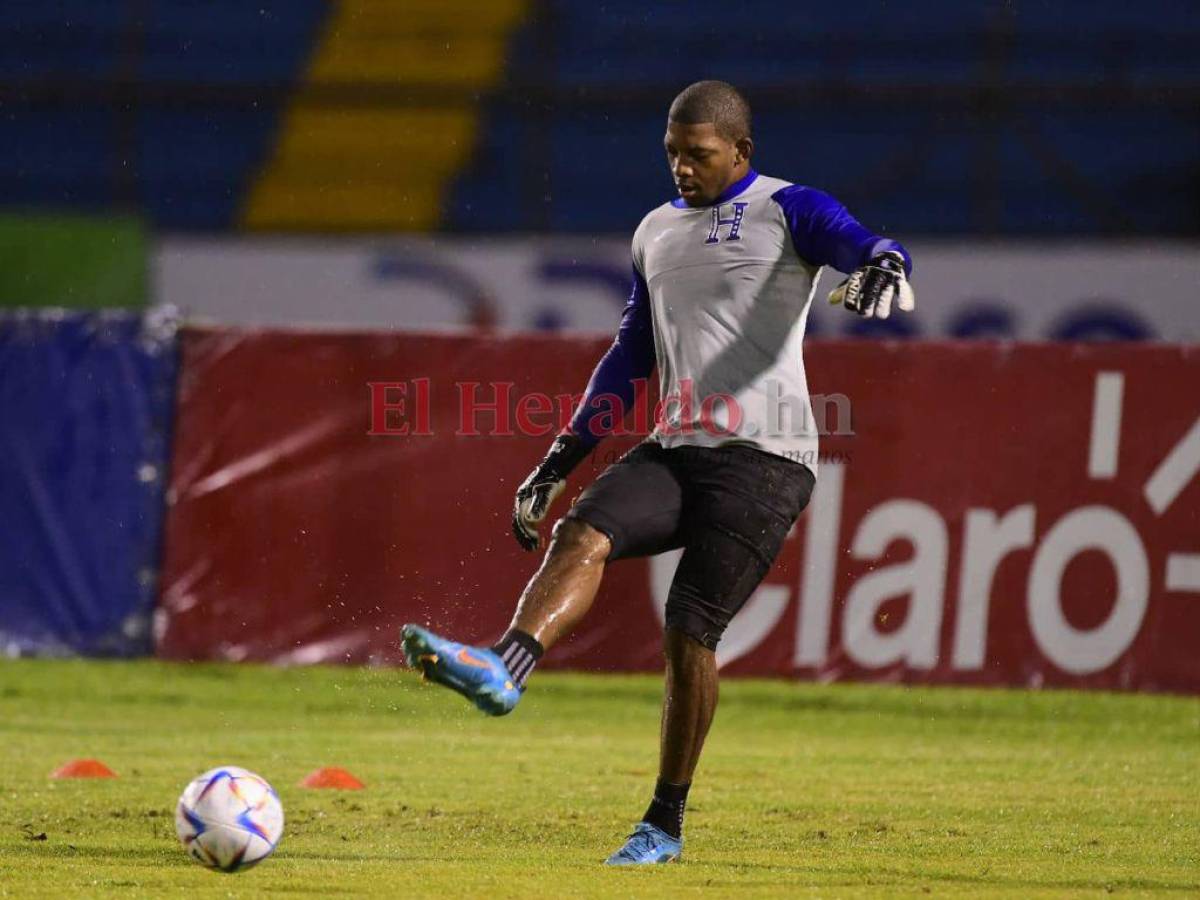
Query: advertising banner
156 237 1200 342
157 328 1200 692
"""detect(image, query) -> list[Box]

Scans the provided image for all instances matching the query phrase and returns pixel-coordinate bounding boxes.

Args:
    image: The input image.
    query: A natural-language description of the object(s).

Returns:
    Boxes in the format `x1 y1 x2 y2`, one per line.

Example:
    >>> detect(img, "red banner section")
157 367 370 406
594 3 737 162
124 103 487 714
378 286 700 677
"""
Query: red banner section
158 328 1200 693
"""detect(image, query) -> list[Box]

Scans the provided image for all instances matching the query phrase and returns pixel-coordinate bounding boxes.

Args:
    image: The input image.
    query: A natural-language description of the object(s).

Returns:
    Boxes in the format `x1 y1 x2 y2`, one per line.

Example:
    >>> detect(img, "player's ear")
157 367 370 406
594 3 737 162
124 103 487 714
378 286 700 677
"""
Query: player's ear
735 136 754 165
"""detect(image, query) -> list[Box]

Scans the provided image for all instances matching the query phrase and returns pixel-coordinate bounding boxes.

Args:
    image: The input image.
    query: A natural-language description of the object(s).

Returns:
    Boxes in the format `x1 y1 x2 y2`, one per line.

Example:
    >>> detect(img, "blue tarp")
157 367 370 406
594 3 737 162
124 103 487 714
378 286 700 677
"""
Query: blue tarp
0 307 179 656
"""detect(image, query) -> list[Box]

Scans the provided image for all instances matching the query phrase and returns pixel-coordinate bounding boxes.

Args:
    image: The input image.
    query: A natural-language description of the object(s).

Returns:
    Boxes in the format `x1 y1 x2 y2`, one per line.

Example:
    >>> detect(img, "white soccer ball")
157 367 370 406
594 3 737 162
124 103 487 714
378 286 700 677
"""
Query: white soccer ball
175 766 284 872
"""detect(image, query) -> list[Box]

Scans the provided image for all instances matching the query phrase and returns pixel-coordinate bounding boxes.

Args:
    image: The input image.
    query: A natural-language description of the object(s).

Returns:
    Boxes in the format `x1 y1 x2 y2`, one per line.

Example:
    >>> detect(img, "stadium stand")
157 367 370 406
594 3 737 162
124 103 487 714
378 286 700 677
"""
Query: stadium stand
244 0 529 231
0 1 1196 233
448 0 1200 233
0 2 328 228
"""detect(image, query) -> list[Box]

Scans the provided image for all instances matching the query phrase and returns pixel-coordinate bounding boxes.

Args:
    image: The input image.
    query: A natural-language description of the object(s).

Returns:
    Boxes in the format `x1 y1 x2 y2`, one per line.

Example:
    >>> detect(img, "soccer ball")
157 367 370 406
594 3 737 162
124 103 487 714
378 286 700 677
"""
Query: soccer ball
175 766 284 872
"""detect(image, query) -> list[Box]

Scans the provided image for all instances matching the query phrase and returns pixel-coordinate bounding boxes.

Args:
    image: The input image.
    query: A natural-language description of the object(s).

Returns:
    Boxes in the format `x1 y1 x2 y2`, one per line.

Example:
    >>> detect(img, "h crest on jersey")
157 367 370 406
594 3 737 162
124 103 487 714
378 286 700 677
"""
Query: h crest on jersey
705 202 748 244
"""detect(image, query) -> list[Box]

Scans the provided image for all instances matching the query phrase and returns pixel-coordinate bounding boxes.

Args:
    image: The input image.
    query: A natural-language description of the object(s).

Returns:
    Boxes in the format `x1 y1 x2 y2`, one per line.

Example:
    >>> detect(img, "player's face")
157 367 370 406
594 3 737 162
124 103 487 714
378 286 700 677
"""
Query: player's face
664 121 751 207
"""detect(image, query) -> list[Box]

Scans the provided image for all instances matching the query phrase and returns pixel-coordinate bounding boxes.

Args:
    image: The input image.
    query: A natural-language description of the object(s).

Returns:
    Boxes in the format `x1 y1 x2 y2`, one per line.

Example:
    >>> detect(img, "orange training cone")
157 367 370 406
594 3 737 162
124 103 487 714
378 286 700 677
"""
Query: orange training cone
51 759 117 779
300 767 365 790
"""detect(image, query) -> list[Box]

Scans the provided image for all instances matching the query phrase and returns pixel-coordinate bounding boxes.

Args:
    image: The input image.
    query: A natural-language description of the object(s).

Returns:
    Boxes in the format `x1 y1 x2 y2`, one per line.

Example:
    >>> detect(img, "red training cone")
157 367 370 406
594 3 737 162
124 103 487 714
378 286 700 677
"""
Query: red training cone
51 759 117 779
300 767 365 790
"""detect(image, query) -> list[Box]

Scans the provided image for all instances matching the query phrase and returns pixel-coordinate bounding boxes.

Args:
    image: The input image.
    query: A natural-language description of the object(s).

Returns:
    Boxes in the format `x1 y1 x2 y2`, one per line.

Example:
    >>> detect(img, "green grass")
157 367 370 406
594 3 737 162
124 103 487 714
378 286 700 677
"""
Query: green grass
0 660 1196 898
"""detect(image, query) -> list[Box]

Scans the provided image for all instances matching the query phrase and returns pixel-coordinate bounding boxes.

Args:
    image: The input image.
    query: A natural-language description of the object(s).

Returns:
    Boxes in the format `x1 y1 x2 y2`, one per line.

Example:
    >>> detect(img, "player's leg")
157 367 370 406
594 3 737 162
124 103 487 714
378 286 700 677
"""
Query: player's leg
607 445 814 865
503 439 690 665
506 517 611 651
602 627 716 865
402 441 685 715
658 626 717 784
400 519 609 715
655 447 815 837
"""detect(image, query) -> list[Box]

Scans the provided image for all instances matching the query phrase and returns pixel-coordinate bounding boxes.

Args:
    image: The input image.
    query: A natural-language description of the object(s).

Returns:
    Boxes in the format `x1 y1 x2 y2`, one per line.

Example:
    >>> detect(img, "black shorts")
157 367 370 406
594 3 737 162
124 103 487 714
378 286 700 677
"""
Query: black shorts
564 440 815 650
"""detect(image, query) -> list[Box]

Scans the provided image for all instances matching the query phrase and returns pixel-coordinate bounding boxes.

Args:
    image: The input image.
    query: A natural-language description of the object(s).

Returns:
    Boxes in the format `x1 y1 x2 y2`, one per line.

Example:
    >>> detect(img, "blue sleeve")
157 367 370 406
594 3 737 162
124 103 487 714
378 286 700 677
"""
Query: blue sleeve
567 266 656 449
771 185 913 276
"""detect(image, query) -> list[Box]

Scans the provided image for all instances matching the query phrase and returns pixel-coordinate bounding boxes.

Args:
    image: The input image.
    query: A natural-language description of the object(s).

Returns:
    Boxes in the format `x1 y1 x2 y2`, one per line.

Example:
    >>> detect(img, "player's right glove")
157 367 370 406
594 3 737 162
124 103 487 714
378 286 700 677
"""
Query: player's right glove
512 432 590 552
828 250 915 319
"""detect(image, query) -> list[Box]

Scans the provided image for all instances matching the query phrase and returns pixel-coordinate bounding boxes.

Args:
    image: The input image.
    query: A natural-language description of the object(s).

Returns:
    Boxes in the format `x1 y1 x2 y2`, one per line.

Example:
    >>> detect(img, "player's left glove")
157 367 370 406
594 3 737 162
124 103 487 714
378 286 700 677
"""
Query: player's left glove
828 250 915 319
512 433 589 552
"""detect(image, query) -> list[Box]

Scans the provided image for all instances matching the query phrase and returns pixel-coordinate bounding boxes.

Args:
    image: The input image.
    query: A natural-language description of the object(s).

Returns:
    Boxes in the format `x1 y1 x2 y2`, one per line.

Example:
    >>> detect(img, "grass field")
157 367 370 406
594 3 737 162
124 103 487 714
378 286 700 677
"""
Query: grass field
0 659 1196 898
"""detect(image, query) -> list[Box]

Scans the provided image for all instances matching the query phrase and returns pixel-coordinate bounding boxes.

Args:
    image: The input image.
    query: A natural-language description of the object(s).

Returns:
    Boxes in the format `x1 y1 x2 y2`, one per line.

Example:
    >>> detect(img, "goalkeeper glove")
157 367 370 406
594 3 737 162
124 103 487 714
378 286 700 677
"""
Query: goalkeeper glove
512 433 589 552
828 250 915 319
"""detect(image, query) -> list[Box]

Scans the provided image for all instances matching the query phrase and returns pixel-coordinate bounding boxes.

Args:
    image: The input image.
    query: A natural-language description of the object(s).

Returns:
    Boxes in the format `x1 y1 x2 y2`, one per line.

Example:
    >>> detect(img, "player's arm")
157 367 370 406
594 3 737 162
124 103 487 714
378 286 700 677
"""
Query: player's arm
512 267 656 551
772 185 915 319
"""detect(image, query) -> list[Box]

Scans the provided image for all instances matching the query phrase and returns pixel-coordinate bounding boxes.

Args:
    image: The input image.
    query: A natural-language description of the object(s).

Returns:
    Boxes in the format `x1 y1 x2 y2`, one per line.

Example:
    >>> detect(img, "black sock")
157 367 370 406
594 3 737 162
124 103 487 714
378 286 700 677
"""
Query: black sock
641 778 690 839
490 629 543 689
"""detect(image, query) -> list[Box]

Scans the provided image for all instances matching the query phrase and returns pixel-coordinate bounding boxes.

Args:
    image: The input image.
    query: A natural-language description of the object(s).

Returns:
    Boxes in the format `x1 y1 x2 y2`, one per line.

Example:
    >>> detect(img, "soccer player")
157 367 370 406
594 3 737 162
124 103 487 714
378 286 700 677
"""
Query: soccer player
402 80 915 865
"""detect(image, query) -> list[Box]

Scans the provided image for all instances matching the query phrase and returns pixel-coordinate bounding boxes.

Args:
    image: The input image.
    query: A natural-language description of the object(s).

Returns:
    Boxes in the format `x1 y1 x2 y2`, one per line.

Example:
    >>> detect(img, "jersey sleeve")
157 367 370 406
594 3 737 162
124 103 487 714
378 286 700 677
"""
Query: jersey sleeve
771 184 913 276
565 264 656 449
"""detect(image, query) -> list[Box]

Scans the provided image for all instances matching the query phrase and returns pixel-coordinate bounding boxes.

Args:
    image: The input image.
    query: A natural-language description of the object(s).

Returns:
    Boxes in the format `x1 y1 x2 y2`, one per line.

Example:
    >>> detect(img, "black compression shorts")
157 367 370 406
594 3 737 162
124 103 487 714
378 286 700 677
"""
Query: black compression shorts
564 440 815 650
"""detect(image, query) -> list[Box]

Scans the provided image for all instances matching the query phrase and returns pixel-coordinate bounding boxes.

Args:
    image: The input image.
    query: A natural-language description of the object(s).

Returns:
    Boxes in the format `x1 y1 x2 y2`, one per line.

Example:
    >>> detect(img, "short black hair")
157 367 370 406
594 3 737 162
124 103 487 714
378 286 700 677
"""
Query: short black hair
668 80 752 142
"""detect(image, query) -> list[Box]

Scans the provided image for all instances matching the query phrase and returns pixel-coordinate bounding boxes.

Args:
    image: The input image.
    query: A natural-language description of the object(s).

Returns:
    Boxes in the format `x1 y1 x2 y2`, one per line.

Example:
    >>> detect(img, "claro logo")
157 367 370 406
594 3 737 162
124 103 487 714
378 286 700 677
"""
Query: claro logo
650 371 1200 674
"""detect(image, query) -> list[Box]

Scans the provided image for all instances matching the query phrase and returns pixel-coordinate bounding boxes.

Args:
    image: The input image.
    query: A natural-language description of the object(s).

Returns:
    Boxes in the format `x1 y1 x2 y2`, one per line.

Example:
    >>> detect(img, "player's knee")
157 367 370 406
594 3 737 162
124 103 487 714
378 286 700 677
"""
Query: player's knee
664 603 724 652
549 517 611 564
664 625 715 663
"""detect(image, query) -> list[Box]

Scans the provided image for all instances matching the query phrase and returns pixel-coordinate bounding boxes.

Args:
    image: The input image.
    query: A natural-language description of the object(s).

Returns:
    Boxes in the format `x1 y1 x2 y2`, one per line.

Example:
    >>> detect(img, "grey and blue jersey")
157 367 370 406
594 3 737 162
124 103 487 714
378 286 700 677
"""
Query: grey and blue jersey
568 168 911 472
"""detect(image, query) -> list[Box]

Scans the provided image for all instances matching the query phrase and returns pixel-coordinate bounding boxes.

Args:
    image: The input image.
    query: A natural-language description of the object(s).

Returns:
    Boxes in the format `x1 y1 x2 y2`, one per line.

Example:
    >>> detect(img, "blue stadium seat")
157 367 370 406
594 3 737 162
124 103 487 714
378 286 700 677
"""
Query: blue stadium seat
0 2 328 228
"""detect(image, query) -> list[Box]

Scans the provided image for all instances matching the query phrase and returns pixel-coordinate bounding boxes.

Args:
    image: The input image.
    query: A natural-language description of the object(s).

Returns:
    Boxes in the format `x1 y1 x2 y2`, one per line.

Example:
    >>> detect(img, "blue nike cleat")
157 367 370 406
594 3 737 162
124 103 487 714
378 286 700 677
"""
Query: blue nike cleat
400 624 521 716
604 823 682 866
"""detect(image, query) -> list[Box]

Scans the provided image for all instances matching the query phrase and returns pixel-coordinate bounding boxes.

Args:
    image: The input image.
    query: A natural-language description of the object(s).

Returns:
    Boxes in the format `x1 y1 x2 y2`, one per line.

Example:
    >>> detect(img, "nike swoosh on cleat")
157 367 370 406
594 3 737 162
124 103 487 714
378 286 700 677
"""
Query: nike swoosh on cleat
455 648 492 669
